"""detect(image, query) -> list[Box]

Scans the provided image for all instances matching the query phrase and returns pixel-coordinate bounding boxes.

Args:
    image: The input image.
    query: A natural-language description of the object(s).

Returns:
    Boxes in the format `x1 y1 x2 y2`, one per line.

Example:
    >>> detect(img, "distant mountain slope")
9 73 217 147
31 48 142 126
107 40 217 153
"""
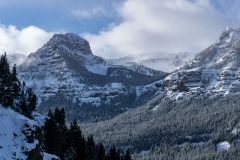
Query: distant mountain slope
18 33 167 122
108 51 195 72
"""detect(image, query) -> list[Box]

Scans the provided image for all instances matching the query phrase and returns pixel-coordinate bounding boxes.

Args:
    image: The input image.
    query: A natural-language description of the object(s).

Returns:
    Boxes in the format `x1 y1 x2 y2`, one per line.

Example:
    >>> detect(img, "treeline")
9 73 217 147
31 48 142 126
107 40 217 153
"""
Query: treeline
39 92 136 123
43 108 132 160
0 53 36 118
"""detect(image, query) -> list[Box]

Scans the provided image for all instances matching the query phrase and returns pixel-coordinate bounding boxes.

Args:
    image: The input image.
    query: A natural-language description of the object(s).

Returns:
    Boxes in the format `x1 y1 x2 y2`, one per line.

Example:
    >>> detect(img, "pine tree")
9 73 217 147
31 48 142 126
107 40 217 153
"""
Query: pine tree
123 150 132 160
53 107 65 125
86 135 96 160
108 146 117 160
20 97 28 117
43 108 68 159
27 88 37 112
43 114 58 154
19 82 30 116
68 119 87 160
12 64 21 98
43 109 107 160
56 108 67 159
96 143 105 160
116 149 121 160
0 53 13 107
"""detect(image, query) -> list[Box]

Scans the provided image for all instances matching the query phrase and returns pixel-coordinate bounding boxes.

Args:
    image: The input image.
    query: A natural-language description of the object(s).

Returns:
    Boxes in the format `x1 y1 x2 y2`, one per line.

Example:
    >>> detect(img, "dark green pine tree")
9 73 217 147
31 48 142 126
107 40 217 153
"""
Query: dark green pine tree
43 113 58 154
43 108 68 159
27 88 37 113
43 109 107 160
19 82 29 117
68 119 87 160
108 146 117 160
0 53 13 107
54 107 66 126
86 135 96 160
96 143 105 160
11 64 21 98
123 150 132 160
116 149 121 160
54 108 68 159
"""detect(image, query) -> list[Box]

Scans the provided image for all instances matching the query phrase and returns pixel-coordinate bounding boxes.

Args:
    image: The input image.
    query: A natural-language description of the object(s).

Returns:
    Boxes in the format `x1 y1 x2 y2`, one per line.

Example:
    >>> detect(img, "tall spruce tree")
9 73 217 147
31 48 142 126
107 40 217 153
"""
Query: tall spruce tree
0 53 13 107
43 112 57 154
27 88 37 112
12 64 21 98
43 108 68 159
123 150 132 160
43 108 108 160
86 135 96 160
108 146 117 160
96 143 105 160
68 119 87 160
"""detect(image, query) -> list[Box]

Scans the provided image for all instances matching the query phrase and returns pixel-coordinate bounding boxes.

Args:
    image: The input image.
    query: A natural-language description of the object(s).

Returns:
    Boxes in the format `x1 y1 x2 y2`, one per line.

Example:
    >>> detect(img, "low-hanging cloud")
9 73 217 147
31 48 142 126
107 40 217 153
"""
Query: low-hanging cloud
0 25 53 56
84 0 240 59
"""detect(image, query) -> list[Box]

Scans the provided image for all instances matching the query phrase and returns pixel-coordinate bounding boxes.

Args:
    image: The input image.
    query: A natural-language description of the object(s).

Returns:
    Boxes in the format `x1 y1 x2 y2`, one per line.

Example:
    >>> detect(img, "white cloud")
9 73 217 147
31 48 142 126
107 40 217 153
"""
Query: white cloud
72 6 107 19
83 0 240 59
0 25 53 56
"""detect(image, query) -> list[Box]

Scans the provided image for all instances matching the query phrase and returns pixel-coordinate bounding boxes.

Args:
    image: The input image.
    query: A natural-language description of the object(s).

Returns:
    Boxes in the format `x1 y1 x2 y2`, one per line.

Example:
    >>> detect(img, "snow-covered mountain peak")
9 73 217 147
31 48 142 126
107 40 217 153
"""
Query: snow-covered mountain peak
215 27 240 47
218 27 234 42
47 33 93 55
21 33 105 72
185 26 240 70
162 27 240 101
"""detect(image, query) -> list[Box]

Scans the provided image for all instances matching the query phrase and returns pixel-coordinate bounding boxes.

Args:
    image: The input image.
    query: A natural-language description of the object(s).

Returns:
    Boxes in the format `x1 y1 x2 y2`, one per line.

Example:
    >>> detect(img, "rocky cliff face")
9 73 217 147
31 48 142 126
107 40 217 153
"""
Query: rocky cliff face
162 27 240 100
18 33 167 122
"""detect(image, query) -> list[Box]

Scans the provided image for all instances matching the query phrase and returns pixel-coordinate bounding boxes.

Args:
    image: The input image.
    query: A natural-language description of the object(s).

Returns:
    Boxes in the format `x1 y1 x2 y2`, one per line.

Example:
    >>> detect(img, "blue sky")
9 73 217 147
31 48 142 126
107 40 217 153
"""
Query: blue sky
0 0 123 33
0 0 240 58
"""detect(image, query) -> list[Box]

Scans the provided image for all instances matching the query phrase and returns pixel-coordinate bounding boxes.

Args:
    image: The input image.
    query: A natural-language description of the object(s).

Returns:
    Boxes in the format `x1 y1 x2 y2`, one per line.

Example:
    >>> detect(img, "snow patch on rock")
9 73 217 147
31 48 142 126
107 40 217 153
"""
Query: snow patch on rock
216 141 230 152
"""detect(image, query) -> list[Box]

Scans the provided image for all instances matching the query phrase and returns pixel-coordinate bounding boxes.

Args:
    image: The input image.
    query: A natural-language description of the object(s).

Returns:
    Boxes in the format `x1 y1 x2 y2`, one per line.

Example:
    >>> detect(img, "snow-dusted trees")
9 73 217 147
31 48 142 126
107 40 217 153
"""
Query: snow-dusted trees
43 108 133 160
43 108 68 159
0 53 14 107
0 53 37 118
43 108 100 159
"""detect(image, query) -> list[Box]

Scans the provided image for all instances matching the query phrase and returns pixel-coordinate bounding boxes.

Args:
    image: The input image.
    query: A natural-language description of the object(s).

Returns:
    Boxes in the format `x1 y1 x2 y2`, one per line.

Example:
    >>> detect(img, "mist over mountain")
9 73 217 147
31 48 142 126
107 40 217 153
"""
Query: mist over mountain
108 51 195 72
8 53 27 66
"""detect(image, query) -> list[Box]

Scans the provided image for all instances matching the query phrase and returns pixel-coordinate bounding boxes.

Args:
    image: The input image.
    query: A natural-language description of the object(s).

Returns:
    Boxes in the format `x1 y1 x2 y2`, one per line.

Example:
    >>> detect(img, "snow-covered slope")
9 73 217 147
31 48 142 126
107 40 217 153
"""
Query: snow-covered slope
0 105 58 160
18 33 167 121
108 52 195 72
161 27 240 100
